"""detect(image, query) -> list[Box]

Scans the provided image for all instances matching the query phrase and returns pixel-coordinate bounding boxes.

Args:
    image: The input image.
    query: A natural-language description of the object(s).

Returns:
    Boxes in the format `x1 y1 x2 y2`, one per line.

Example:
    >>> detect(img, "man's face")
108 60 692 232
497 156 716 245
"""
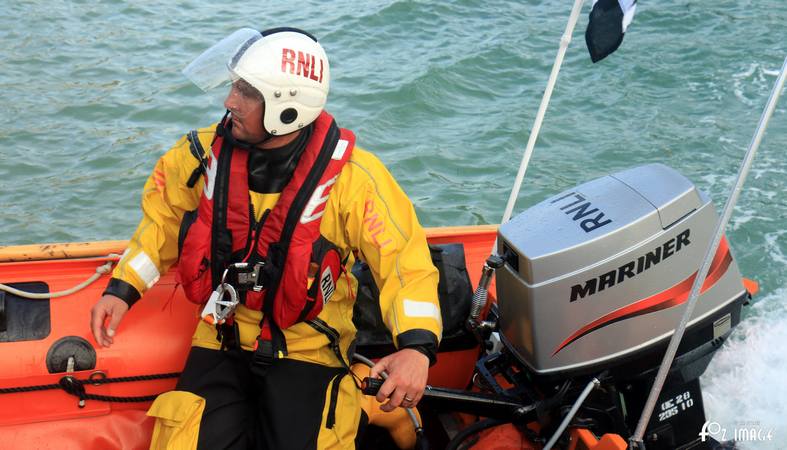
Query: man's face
224 79 266 142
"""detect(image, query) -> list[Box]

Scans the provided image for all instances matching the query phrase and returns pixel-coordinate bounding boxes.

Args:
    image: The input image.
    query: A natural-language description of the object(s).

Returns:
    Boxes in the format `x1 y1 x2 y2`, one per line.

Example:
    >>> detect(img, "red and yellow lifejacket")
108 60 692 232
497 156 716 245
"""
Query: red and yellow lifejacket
176 111 355 355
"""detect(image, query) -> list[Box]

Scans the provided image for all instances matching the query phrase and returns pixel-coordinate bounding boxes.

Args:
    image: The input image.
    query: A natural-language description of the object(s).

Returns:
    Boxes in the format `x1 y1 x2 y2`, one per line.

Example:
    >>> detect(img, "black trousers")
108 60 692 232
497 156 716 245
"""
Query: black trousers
175 346 351 450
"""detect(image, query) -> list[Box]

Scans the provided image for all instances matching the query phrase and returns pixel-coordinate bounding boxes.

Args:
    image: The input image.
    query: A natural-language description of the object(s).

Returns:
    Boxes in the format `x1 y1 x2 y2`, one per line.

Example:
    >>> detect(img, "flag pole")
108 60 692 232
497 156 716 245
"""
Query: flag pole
630 55 787 448
494 0 586 253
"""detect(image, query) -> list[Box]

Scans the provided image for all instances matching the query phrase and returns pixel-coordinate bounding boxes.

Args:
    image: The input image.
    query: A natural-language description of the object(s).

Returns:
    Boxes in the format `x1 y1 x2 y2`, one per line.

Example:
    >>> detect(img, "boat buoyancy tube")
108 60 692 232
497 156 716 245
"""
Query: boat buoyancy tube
496 163 746 377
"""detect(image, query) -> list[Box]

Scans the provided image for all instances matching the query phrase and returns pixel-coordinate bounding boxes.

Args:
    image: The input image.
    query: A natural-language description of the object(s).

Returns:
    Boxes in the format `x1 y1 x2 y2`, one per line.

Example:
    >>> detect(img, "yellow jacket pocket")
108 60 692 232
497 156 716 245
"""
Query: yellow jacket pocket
147 390 206 450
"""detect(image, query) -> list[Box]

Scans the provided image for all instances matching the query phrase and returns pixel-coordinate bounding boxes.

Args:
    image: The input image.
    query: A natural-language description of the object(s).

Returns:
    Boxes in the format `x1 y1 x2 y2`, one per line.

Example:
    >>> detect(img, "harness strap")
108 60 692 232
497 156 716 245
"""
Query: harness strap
186 130 209 188
254 119 342 366
210 135 236 289
217 321 241 352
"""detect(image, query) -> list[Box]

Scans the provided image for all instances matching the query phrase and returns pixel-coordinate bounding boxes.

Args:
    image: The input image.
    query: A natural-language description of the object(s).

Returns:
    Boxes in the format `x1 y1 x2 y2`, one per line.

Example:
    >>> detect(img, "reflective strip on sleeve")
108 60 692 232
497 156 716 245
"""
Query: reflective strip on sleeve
402 299 441 321
128 251 161 289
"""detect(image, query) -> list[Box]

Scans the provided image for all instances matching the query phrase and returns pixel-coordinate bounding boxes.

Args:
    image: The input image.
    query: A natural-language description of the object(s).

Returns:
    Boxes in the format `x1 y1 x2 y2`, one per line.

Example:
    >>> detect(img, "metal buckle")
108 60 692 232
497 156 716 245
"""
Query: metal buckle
200 282 239 325
234 261 266 292
199 261 265 325
200 267 241 325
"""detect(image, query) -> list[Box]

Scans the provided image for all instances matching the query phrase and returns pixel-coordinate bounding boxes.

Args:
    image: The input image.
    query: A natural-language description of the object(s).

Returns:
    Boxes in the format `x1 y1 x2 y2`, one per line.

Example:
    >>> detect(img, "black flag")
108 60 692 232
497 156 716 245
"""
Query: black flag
585 0 637 63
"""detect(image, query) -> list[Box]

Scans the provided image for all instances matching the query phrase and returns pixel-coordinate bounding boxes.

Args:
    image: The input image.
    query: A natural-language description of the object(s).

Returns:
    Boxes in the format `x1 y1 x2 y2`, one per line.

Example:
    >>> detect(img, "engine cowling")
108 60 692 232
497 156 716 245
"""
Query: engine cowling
496 163 746 376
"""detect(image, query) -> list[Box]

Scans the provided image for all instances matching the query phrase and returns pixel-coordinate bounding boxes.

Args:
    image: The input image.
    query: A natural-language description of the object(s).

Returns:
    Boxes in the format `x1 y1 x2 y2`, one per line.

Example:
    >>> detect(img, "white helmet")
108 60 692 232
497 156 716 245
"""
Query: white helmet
182 27 330 136
229 28 330 136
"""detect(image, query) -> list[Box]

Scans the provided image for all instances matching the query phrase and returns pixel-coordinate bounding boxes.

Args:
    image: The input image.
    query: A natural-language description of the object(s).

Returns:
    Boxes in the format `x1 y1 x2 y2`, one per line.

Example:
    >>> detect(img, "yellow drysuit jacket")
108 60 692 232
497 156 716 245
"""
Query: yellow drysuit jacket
106 124 442 368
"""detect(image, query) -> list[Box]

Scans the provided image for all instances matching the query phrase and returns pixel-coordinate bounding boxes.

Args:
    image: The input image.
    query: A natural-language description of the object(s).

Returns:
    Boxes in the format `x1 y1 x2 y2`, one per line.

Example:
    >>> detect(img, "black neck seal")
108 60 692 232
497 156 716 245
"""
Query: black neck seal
216 111 312 193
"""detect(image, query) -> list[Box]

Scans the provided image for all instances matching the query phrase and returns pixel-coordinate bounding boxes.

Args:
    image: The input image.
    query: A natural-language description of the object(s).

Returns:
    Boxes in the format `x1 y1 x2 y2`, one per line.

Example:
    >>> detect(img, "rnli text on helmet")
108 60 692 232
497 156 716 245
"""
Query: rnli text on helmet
281 48 325 83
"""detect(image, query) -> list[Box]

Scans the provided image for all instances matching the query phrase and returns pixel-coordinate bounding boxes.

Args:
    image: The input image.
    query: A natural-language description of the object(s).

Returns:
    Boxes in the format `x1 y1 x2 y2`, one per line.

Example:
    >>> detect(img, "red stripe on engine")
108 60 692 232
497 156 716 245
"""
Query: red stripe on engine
552 238 732 356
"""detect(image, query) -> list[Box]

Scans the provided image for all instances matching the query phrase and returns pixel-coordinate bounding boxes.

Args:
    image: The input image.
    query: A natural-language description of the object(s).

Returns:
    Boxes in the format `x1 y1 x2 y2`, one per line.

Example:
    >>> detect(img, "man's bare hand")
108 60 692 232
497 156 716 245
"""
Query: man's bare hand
370 348 430 412
90 294 129 347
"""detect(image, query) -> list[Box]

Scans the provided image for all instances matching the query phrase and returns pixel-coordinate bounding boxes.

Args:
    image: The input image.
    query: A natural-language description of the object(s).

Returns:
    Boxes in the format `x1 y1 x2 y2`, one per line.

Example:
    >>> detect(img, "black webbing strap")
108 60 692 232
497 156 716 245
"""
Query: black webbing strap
210 135 235 289
186 130 209 188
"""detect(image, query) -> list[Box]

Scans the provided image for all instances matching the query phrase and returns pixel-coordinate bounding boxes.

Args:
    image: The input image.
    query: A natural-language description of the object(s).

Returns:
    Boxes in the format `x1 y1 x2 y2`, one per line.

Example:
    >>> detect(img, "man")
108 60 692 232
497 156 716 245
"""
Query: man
89 28 441 449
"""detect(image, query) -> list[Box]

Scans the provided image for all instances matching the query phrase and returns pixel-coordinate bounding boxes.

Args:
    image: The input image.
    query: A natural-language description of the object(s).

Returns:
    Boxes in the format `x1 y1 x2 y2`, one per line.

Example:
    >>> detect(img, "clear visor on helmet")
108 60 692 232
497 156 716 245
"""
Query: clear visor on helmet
182 28 262 92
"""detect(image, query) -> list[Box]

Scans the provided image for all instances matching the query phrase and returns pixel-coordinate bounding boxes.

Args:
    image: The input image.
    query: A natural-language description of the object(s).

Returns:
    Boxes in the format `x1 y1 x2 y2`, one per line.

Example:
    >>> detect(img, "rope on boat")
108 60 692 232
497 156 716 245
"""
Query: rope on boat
0 254 121 299
0 372 181 407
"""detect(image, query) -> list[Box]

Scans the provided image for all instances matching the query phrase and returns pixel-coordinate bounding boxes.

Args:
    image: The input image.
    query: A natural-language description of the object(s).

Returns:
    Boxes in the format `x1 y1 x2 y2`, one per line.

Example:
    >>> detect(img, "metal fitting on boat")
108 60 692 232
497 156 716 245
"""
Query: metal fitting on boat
467 255 504 328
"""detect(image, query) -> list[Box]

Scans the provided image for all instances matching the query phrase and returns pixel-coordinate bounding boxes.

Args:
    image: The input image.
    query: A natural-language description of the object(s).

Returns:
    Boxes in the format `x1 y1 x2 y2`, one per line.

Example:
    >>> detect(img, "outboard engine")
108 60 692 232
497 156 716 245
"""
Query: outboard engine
492 163 748 448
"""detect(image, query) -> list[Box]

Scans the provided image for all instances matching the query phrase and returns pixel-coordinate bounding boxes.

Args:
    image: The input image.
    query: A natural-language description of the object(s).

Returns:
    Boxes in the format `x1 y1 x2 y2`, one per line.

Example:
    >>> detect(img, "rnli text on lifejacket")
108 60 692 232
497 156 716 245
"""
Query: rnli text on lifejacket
550 192 612 232
569 229 692 302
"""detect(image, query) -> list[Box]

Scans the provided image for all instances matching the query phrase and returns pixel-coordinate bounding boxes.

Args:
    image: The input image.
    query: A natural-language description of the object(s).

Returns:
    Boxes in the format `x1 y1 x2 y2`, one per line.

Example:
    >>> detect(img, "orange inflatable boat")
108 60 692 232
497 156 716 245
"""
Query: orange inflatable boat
0 165 760 450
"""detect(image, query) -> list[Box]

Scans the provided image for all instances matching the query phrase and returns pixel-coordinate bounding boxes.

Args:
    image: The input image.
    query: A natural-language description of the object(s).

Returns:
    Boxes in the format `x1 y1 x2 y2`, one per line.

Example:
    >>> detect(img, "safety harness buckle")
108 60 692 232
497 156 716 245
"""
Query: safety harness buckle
252 337 276 367
235 261 266 292
200 265 245 325
200 282 239 325
200 261 268 325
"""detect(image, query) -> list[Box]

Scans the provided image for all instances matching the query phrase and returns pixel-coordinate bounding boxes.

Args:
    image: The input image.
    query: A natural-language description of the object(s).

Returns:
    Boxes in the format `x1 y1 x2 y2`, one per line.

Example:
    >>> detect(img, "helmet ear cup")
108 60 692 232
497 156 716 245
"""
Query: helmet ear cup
280 108 298 124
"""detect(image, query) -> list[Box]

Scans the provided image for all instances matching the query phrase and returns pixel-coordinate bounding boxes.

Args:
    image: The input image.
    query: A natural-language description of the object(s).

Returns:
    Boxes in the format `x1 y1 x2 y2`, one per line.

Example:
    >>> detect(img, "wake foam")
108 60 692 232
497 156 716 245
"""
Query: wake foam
702 288 787 449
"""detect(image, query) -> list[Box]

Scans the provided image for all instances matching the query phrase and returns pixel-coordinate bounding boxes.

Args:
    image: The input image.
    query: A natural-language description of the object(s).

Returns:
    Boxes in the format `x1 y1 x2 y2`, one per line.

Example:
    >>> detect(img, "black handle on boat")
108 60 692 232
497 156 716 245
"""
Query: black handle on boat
361 377 537 421
419 385 536 421
361 377 384 396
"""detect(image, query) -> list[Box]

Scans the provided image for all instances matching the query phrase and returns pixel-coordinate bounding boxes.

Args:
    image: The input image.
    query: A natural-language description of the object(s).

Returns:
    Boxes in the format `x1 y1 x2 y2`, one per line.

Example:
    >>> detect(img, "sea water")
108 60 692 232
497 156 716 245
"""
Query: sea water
1 1 785 447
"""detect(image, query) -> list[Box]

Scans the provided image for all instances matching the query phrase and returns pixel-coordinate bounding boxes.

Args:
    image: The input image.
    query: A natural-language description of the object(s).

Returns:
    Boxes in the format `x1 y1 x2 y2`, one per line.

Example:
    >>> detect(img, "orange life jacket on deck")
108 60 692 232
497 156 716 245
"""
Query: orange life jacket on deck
176 111 355 359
